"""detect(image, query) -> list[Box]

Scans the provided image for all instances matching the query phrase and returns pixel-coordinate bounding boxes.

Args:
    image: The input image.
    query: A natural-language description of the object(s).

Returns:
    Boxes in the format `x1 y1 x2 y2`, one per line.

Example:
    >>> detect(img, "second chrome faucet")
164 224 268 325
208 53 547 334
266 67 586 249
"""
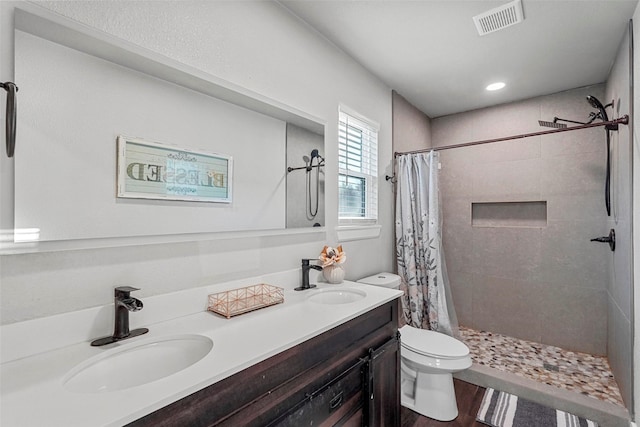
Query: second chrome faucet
91 286 149 346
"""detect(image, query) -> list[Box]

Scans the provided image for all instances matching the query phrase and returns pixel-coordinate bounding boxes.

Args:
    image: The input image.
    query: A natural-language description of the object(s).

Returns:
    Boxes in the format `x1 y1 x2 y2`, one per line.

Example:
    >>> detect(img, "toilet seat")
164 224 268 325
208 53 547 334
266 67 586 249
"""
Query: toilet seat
400 325 469 359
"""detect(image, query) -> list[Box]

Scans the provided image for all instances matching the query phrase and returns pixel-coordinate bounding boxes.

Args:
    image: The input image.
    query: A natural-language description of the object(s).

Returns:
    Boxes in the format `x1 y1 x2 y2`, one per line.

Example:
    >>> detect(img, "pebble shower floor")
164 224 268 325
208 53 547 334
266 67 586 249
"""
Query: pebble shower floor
458 326 624 406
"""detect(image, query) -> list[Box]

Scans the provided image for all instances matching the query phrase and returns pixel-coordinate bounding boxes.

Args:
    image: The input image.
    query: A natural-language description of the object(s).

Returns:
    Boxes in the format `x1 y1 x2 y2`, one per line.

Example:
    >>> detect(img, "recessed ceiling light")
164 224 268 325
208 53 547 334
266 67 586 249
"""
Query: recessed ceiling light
486 82 506 91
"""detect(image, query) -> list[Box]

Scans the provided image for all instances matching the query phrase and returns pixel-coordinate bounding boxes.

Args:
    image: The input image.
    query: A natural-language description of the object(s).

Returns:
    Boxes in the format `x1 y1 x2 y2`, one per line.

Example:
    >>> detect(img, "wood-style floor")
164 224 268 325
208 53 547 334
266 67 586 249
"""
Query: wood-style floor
400 379 487 427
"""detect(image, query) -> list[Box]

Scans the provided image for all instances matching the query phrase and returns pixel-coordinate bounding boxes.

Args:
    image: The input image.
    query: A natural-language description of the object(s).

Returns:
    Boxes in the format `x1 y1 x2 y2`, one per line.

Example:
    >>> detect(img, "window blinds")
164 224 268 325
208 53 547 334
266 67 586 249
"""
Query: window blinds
338 109 378 222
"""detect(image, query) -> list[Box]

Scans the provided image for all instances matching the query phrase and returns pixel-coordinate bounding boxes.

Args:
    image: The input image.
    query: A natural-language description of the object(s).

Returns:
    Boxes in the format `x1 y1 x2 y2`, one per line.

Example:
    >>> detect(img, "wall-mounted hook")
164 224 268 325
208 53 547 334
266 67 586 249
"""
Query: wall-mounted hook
385 174 396 183
1 82 18 158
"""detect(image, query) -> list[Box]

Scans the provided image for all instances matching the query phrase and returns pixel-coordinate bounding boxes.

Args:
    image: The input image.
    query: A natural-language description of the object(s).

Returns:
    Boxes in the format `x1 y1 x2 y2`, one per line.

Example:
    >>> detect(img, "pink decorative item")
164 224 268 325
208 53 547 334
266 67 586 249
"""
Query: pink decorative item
319 245 346 284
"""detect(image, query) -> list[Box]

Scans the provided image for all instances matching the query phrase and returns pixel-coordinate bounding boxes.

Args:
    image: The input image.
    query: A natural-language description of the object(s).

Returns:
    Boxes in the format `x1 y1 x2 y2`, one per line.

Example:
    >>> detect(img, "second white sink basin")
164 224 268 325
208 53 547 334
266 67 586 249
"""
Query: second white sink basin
63 334 213 393
307 288 366 304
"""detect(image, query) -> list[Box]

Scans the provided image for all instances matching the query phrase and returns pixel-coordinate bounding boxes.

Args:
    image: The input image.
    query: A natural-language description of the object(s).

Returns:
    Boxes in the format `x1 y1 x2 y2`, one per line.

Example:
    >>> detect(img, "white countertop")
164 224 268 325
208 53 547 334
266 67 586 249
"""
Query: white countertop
1 276 401 427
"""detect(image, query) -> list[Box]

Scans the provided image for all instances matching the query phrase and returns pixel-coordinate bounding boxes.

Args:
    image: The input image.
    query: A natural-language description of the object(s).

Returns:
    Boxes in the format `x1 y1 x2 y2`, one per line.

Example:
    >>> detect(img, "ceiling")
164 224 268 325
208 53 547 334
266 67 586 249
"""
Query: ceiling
280 0 638 118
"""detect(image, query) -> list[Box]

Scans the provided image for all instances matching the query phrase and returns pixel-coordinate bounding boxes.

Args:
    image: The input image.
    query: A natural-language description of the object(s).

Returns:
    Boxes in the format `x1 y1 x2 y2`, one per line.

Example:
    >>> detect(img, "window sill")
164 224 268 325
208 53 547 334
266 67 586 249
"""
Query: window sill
336 224 381 242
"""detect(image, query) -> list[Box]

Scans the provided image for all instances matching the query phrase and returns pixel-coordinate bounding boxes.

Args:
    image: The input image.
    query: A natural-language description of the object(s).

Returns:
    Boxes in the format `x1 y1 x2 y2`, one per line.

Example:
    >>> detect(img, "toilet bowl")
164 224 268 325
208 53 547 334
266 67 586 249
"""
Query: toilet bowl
398 325 472 421
357 273 472 421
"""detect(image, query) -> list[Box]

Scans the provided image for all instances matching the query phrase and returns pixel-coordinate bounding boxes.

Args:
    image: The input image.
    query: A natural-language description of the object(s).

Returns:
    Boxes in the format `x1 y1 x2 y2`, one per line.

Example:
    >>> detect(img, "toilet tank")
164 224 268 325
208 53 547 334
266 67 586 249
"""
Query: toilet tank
357 273 401 290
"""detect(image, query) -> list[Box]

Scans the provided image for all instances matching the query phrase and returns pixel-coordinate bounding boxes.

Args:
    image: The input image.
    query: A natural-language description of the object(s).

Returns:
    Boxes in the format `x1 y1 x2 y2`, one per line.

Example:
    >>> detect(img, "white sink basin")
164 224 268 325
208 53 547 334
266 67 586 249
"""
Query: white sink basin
63 334 213 393
307 288 366 304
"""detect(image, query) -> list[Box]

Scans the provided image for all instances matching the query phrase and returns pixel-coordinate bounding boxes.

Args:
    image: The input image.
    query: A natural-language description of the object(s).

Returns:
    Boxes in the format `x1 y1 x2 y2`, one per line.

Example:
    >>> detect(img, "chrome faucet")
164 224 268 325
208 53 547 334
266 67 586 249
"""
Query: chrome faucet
91 286 149 346
295 259 323 291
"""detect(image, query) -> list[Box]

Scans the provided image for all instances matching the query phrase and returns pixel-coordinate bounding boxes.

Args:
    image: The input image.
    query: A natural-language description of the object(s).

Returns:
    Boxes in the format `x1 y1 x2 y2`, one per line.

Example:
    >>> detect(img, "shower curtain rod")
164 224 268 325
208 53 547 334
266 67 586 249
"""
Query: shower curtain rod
393 115 629 157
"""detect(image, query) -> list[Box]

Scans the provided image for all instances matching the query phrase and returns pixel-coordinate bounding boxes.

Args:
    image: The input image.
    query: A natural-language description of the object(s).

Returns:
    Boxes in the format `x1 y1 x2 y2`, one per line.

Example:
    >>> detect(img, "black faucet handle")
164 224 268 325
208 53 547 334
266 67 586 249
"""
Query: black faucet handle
115 286 140 297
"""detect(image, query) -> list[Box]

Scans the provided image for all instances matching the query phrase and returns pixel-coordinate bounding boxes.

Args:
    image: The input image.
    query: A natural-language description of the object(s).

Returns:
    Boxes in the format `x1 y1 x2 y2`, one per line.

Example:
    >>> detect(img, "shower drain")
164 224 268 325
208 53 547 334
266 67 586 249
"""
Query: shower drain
543 363 560 372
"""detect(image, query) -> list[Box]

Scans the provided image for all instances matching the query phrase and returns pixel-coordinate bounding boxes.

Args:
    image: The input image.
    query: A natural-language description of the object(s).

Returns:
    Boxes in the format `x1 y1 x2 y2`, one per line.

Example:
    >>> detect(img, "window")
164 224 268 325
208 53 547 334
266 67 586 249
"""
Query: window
338 107 378 224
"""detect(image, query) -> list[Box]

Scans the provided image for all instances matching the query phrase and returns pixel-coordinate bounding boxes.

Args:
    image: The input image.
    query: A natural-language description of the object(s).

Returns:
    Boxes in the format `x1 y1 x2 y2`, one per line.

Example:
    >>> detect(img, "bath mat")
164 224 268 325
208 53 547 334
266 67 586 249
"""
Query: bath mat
477 388 599 427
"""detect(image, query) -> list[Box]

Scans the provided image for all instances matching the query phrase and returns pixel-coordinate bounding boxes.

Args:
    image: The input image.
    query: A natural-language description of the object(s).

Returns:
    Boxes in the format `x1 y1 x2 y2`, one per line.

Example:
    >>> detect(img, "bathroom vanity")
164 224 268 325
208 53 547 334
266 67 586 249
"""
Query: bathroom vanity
129 300 400 427
0 275 403 426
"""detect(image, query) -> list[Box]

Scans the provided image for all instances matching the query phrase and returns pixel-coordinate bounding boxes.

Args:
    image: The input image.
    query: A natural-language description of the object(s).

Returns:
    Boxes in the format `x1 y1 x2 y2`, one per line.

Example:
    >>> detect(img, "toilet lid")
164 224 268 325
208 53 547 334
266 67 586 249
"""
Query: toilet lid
400 325 469 359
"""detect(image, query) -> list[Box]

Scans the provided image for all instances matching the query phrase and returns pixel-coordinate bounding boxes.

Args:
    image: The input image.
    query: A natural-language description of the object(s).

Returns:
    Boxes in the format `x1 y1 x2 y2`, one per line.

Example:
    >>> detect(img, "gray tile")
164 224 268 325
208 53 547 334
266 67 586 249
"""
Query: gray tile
471 274 543 342
431 110 483 147
609 219 632 319
439 152 473 198
538 220 609 289
442 196 472 225
546 193 608 222
610 129 633 222
471 157 542 201
471 100 541 141
442 220 474 274
441 196 474 275
539 286 607 355
607 300 632 409
540 149 606 197
541 126 604 158
471 226 542 281
447 269 472 326
467 136 541 166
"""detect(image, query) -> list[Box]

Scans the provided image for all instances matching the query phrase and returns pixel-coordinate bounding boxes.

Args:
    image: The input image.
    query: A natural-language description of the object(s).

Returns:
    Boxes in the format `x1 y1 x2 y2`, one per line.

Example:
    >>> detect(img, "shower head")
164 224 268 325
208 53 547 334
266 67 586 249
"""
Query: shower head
538 118 567 129
586 95 609 122
303 155 310 164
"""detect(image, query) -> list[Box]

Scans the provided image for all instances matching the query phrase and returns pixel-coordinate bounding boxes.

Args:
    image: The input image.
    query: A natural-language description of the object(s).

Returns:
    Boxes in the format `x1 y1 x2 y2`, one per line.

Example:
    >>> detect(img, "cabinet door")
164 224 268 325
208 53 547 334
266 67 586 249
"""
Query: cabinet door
364 334 400 427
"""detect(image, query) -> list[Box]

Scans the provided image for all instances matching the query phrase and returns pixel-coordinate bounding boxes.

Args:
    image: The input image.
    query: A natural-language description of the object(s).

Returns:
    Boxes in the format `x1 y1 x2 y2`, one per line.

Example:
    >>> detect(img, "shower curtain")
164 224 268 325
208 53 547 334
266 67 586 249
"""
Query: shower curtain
395 151 458 336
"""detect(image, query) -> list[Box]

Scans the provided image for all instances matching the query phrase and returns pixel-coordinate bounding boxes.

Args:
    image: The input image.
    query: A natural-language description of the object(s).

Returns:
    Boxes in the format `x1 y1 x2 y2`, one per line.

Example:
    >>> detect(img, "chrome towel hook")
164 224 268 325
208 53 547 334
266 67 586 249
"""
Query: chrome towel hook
1 81 18 158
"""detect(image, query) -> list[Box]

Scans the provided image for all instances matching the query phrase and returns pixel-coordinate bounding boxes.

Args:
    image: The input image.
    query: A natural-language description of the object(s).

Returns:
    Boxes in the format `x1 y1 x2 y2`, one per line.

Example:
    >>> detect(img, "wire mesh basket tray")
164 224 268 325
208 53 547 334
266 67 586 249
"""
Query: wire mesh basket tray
207 283 284 319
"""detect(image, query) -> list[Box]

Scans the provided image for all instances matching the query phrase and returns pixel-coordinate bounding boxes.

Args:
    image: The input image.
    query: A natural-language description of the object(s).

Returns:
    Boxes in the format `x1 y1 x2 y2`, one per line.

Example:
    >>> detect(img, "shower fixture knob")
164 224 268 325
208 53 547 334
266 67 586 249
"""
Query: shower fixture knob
590 229 615 252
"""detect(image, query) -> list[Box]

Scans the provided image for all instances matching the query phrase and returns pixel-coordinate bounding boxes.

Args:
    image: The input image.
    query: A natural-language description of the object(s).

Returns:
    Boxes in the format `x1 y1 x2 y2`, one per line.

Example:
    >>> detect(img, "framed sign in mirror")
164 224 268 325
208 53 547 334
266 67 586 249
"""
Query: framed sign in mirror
117 136 233 204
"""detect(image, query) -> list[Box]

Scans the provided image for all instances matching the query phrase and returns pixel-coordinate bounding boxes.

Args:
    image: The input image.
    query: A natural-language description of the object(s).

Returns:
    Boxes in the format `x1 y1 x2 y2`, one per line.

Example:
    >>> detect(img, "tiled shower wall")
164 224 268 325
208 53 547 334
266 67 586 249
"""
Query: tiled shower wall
604 25 633 410
432 84 611 356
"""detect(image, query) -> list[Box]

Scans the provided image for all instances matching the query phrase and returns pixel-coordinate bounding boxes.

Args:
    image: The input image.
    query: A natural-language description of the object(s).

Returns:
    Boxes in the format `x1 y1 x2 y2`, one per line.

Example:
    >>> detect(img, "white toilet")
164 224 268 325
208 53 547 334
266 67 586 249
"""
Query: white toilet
357 273 472 421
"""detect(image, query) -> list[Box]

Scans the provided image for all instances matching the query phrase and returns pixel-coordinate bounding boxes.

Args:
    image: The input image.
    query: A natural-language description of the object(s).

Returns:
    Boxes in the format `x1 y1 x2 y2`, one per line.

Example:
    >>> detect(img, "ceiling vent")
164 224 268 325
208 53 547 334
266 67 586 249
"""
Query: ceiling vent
473 0 524 36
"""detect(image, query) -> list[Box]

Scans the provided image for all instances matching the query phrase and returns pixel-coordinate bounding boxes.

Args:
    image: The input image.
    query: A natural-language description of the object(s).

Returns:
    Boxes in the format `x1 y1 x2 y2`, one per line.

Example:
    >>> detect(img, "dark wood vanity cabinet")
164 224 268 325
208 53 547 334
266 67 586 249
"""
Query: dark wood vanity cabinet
128 300 400 427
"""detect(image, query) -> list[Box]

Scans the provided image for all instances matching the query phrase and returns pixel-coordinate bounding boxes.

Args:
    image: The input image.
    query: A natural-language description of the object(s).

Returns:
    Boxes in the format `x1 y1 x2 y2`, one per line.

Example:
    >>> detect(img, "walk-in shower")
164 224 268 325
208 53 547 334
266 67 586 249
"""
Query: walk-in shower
393 86 631 420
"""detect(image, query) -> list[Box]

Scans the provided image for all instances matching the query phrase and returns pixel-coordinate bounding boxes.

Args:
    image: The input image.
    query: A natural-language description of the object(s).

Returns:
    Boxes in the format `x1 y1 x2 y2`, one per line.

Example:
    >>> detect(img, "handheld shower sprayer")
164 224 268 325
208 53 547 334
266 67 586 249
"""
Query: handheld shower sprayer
585 95 614 217
586 95 614 127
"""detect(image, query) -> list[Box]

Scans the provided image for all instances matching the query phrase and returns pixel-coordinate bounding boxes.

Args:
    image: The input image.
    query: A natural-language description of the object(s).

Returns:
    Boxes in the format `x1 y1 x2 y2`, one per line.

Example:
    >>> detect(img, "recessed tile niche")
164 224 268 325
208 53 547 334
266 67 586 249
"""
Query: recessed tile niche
471 201 547 228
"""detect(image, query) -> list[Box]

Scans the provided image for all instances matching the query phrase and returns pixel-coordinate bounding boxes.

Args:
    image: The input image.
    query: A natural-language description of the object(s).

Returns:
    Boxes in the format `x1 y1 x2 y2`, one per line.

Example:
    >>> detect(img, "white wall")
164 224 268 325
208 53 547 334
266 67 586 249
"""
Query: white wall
0 1 393 323
633 4 640 423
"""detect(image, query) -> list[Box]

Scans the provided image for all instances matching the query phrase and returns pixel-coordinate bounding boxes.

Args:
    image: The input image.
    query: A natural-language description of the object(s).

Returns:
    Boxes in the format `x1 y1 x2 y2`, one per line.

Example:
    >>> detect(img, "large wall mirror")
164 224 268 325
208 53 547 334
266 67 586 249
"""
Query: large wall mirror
10 7 324 250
